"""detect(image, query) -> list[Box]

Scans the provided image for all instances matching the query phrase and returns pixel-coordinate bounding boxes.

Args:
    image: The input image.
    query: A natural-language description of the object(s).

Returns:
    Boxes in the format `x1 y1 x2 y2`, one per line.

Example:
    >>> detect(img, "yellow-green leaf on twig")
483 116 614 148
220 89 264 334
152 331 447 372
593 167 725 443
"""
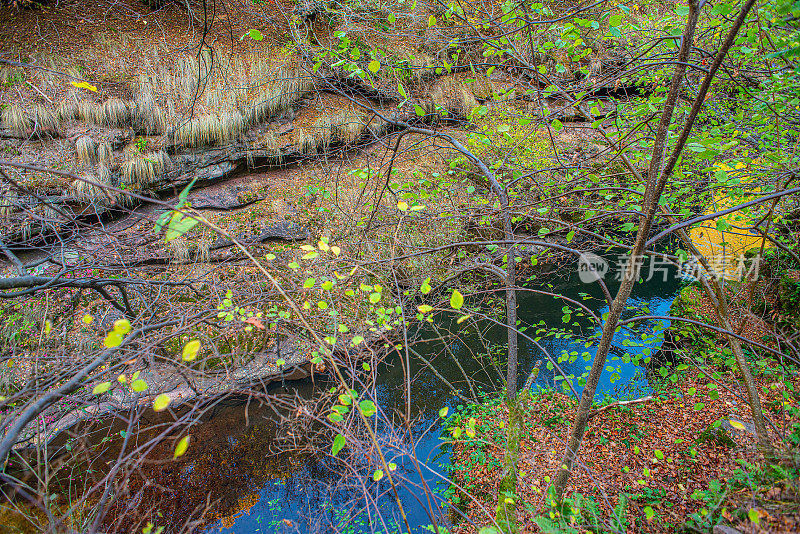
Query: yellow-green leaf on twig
729 419 745 430
373 469 384 481
113 319 131 335
368 60 380 73
450 289 464 309
103 331 122 348
332 433 345 456
182 339 200 361
93 382 111 395
153 394 170 412
174 435 190 458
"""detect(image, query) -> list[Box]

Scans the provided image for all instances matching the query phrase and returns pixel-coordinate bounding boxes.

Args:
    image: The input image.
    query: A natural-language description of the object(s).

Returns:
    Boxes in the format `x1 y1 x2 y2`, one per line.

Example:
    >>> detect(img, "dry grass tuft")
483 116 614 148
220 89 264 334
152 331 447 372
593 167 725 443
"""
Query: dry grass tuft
34 105 59 134
134 91 167 134
97 141 113 165
121 151 169 188
77 100 102 124
75 135 98 164
220 110 245 142
101 98 130 128
57 100 80 122
431 75 479 117
167 236 190 263
173 114 224 147
331 108 368 144
2 105 32 135
69 172 114 206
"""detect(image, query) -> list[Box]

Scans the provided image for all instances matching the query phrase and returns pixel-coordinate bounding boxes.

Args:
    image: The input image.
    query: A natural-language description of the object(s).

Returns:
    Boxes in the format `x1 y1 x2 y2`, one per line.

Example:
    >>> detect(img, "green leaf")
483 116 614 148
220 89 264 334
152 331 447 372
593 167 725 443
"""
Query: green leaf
644 506 655 520
153 393 170 412
351 335 364 346
654 449 664 460
368 59 381 73
165 214 199 242
103 331 123 348
373 469 384 481
439 406 449 418
174 435 190 458
397 82 407 98
328 412 344 423
414 105 426 117
450 289 464 310
131 379 148 393
178 176 199 203
609 14 623 27
359 399 377 416
93 382 111 395
113 319 131 335
182 339 200 362
387 12 396 23
428 14 436 26
550 118 563 132
420 277 432 294
332 433 346 456
362 362 371 371
748 509 760 524
369 292 381 304
247 29 263 41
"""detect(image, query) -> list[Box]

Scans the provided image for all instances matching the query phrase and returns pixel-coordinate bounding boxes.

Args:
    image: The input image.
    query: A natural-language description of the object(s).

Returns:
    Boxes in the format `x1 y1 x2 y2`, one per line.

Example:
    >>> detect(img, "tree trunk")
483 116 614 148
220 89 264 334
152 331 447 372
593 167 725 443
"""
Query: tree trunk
552 1 701 499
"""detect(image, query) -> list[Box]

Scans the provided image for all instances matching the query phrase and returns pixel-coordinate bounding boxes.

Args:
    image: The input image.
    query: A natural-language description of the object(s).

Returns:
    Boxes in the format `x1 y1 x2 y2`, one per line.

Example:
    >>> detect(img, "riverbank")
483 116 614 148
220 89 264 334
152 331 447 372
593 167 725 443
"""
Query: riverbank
446 268 800 533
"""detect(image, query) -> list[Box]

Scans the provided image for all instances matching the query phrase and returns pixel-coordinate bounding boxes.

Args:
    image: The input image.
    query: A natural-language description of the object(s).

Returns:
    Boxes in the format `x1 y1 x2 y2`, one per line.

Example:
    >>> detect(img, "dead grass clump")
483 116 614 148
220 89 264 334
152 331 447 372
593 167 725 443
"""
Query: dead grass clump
34 105 59 134
101 98 130 128
2 105 32 135
97 141 113 165
121 151 169 188
245 61 313 125
331 108 368 144
77 100 102 124
167 236 190 263
220 110 245 142
75 135 97 164
430 75 478 117
173 114 225 147
57 100 80 122
69 173 113 205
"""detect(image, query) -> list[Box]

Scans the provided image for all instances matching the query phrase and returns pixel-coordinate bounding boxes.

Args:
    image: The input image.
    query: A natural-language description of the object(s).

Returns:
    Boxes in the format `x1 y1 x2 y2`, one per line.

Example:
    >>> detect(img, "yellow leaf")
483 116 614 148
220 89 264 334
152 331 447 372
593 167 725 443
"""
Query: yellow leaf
92 382 111 395
71 81 97 92
113 319 131 335
174 435 190 458
397 201 409 211
331 246 341 256
82 314 94 325
729 419 745 430
410 204 426 211
182 339 200 361
153 393 171 412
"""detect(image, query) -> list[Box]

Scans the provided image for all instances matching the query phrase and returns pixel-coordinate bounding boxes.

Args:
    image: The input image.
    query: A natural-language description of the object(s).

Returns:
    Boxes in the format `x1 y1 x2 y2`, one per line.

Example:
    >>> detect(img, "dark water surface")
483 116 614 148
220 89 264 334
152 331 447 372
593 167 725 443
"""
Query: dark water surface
196 256 683 533
33 256 682 533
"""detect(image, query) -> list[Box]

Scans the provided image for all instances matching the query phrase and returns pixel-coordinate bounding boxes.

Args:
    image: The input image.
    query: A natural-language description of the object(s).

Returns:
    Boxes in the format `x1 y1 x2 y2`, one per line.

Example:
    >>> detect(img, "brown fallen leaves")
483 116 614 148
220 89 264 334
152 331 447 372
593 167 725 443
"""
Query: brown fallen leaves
449 367 799 533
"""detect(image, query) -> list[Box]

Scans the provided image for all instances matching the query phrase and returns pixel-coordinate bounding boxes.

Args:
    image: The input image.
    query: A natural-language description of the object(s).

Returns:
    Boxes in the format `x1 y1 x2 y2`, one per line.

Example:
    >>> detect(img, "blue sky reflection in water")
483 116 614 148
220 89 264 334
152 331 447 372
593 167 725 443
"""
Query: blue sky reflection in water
206 255 684 534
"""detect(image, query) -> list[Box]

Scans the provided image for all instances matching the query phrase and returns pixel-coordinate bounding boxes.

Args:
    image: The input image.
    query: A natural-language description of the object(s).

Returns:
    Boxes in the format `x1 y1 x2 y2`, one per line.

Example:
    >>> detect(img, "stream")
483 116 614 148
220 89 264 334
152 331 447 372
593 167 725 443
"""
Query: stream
39 253 683 533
